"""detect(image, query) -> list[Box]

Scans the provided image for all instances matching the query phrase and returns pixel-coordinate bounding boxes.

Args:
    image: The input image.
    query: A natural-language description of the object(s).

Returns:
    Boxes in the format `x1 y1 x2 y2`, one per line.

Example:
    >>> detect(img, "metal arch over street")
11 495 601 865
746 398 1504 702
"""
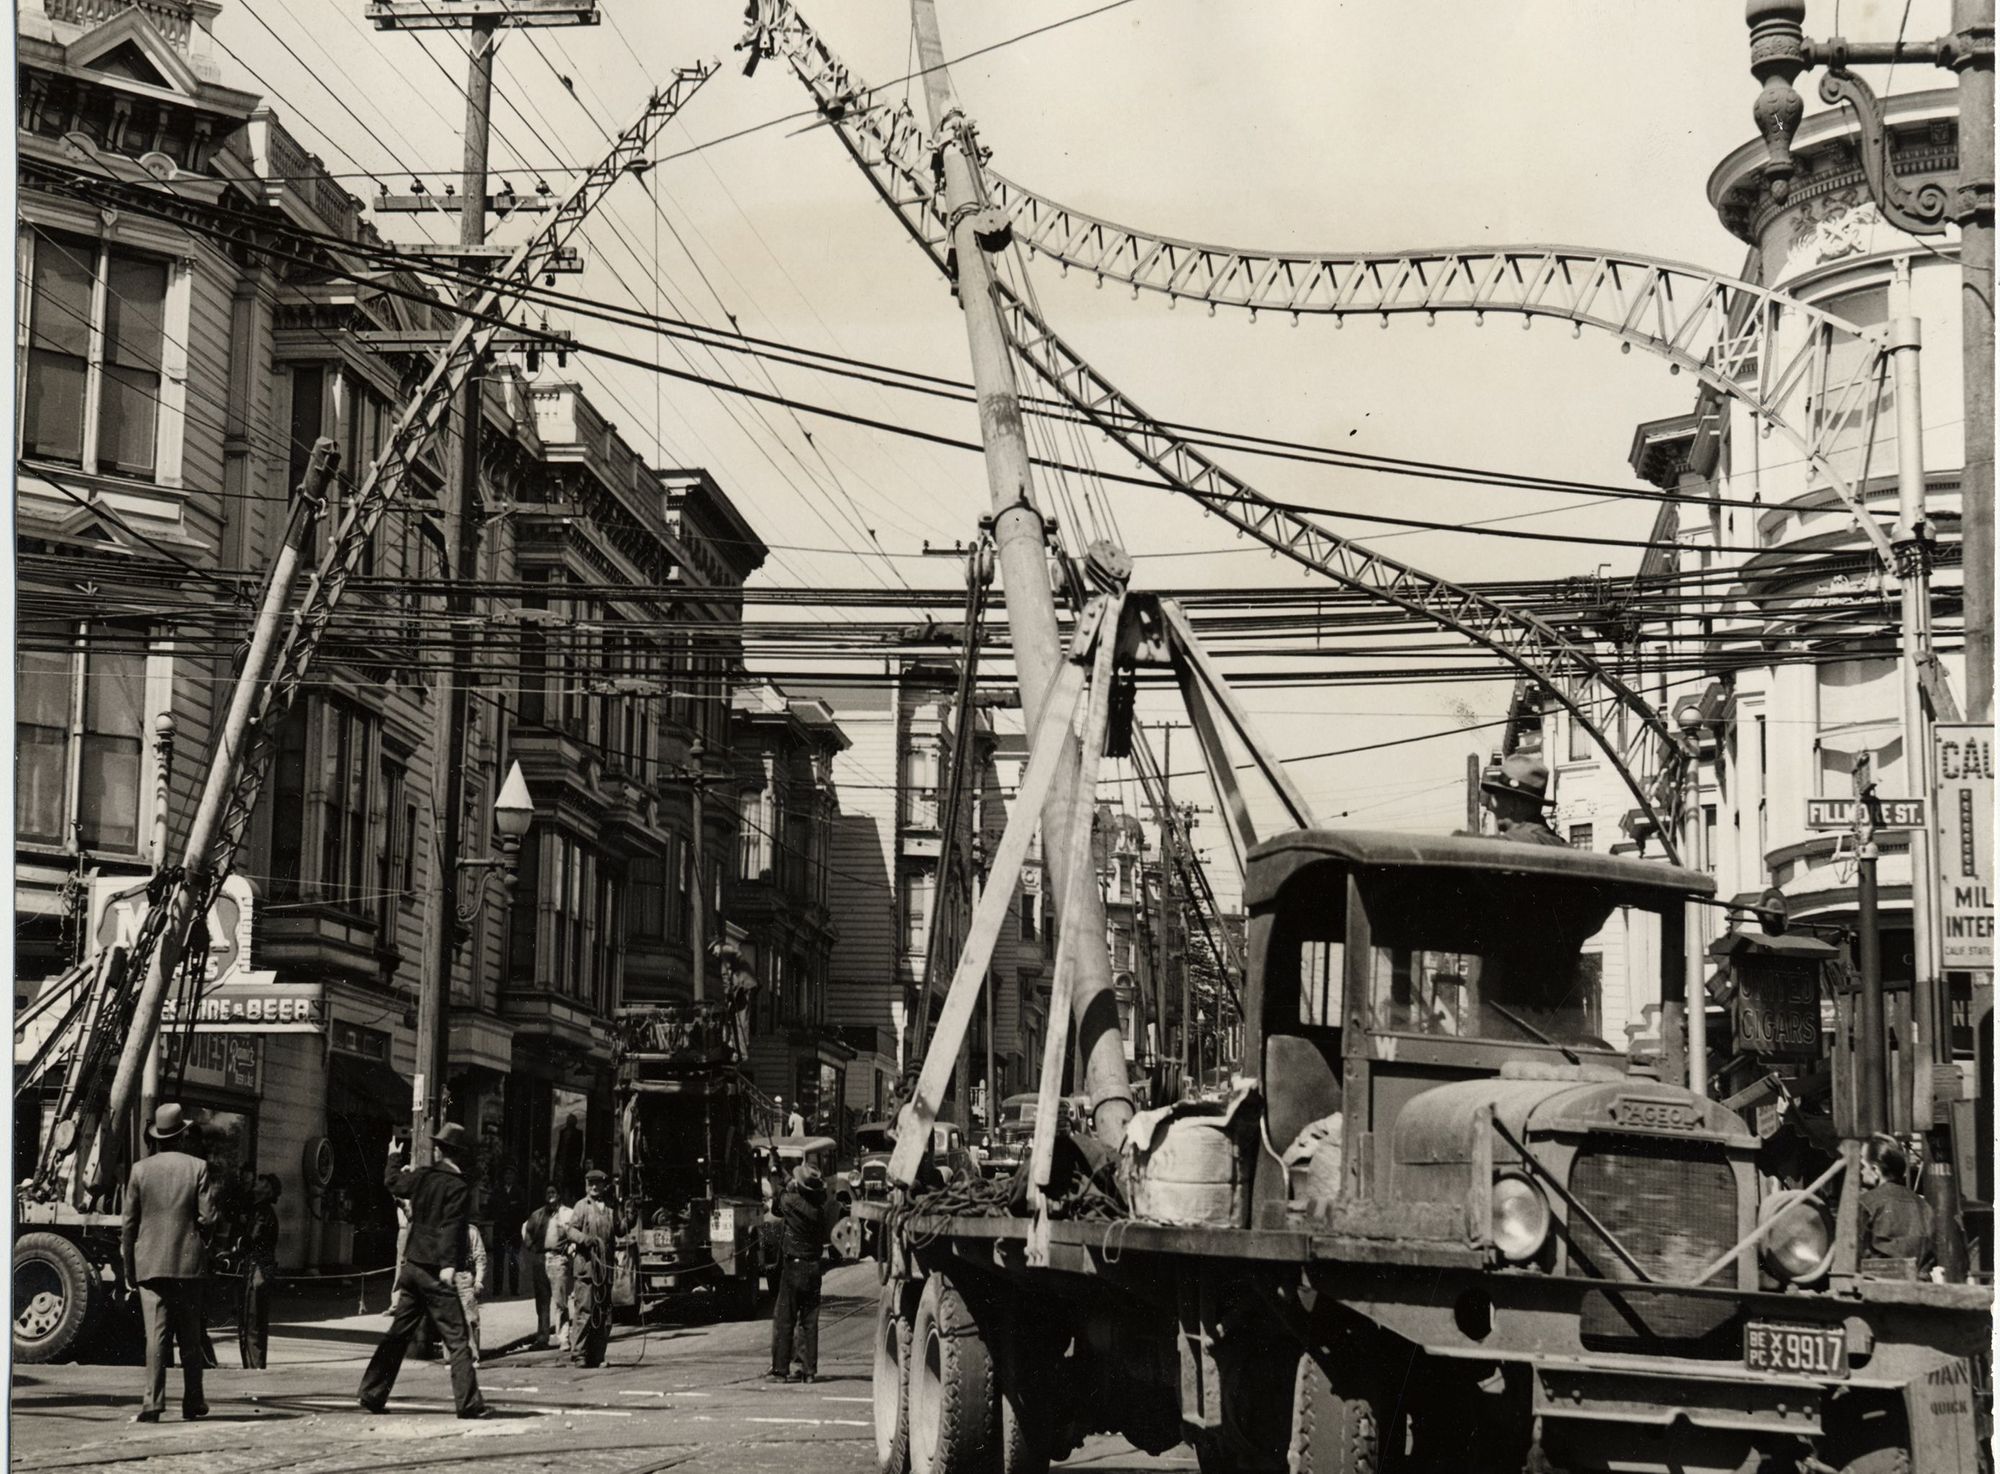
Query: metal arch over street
979 174 1900 569
751 3 1688 858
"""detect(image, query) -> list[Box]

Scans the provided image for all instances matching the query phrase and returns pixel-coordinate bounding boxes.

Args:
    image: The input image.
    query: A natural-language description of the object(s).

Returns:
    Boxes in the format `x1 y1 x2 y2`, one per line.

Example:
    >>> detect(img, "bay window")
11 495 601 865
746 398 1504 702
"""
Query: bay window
266 698 383 917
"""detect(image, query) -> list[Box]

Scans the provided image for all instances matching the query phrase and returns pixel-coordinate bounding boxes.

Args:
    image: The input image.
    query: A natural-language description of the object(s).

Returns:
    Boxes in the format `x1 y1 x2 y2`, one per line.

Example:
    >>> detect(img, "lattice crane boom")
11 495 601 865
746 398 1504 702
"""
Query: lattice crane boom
752 5 1686 857
53 63 716 1203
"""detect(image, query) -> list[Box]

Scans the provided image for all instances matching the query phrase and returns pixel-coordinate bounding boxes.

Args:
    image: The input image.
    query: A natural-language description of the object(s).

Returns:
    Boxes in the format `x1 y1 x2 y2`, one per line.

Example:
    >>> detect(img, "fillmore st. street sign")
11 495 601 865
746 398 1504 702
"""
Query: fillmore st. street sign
88 873 326 1032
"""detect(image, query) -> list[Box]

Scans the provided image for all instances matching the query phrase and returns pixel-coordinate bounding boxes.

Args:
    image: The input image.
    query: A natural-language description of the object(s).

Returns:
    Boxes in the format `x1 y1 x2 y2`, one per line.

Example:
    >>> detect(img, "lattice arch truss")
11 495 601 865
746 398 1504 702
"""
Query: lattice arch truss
754 5 1903 855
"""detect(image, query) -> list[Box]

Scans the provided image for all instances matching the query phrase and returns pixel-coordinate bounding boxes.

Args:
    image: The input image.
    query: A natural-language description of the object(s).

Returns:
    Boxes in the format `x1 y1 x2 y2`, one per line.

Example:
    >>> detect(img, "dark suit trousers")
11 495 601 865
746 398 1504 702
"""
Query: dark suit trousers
238 1267 272 1370
771 1259 823 1377
139 1281 206 1415
358 1262 483 1416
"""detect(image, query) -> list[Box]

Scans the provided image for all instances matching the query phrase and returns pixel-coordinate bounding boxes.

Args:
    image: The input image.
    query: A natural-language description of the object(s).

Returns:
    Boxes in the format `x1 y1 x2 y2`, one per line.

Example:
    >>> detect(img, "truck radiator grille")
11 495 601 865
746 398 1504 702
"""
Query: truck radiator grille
1567 1137 1739 1353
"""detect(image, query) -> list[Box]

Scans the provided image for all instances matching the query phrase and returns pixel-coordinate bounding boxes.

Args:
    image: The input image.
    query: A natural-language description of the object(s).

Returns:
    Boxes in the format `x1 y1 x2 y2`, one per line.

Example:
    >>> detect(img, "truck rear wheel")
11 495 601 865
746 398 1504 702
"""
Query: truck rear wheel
908 1273 997 1474
14 1233 99 1365
875 1280 918 1474
1288 1344 1388 1474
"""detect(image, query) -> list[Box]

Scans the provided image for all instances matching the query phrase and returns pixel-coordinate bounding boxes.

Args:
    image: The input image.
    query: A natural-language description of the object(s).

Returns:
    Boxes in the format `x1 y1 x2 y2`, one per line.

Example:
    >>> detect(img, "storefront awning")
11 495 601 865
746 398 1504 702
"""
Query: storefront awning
327 1054 413 1122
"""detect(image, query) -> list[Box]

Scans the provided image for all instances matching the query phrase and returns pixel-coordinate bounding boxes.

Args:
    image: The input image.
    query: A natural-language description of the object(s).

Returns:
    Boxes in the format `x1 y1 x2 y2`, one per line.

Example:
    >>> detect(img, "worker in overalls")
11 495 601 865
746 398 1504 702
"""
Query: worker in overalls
563 1169 616 1367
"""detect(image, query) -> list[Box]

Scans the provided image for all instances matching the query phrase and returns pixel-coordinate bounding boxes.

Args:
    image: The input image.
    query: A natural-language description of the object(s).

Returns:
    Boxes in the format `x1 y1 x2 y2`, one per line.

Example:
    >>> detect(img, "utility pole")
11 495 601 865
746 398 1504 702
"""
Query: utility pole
1855 754 1889 1139
368 0 599 1164
911 0 1135 1149
138 713 175 1139
690 739 708 1003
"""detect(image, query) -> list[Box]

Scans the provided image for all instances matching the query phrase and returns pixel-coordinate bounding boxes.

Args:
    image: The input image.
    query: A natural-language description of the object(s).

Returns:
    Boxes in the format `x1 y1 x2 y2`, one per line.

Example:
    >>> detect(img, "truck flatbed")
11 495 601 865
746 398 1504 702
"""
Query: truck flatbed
858 1200 1997 1314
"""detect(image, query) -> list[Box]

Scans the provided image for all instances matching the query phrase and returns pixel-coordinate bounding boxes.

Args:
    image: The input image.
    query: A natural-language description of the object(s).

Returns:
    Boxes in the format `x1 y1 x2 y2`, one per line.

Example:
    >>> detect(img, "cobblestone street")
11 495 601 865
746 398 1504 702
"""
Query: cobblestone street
8 1266 1190 1474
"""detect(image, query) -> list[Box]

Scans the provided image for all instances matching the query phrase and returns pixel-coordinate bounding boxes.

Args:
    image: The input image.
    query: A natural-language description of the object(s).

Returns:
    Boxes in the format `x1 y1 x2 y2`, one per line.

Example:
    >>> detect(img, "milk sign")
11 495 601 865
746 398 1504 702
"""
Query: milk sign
1936 725 1994 970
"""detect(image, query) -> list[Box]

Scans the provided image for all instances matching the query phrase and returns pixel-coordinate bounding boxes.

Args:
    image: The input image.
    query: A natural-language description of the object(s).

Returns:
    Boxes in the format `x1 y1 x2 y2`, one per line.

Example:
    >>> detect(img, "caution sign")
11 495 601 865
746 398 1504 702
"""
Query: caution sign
1935 724 1993 970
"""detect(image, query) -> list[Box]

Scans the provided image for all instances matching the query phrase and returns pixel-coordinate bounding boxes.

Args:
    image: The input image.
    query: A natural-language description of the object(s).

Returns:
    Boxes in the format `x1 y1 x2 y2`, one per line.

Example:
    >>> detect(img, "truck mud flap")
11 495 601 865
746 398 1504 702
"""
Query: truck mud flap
1905 1356 1985 1474
1533 1365 1822 1437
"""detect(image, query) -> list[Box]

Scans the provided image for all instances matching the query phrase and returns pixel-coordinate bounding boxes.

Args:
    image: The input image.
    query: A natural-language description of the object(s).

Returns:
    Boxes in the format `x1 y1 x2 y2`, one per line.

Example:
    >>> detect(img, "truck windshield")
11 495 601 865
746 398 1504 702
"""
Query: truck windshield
1286 868 1630 1051
999 1099 1036 1132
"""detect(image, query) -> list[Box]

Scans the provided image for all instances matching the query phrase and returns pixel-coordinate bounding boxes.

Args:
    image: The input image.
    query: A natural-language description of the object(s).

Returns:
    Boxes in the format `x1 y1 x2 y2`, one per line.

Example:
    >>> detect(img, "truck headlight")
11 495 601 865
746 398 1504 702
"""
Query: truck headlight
1759 1191 1833 1284
1491 1172 1551 1263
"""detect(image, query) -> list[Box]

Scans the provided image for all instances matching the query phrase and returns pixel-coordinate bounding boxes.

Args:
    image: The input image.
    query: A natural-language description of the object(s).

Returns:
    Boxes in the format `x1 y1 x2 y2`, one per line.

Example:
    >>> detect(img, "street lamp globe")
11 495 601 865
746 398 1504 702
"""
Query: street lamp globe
493 760 535 841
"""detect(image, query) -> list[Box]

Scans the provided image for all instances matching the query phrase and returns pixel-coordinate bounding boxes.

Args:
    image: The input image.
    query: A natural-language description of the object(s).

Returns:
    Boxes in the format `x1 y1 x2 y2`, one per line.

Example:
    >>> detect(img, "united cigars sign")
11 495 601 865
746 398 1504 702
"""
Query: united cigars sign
1936 725 1994 970
92 872 326 1032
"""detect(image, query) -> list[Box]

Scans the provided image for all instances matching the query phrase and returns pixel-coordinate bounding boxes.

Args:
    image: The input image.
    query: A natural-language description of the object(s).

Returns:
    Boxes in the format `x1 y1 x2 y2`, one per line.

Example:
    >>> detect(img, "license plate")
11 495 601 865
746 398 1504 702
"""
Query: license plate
1745 1321 1848 1378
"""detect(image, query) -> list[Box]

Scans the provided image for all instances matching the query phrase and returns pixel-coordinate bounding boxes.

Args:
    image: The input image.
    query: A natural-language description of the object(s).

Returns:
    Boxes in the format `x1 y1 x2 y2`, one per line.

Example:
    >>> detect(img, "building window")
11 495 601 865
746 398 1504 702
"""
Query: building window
1018 886 1039 943
287 365 325 495
267 698 381 915
15 623 148 853
377 759 409 932
22 231 171 480
1568 823 1594 851
1567 713 1593 763
665 833 691 941
903 870 933 957
902 744 940 830
628 856 665 941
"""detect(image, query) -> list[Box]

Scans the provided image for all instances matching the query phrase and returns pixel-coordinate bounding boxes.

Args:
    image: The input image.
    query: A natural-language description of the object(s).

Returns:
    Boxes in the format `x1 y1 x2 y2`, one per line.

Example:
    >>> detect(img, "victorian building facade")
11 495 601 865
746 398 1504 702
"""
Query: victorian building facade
13 0 771 1271
727 681 850 1133
1516 88 1978 1090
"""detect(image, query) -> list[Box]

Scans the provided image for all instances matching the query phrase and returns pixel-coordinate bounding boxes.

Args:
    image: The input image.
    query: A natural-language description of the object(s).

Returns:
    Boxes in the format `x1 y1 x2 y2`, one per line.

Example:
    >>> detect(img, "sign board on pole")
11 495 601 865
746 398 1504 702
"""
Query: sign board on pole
1805 796 1927 830
1935 724 1993 970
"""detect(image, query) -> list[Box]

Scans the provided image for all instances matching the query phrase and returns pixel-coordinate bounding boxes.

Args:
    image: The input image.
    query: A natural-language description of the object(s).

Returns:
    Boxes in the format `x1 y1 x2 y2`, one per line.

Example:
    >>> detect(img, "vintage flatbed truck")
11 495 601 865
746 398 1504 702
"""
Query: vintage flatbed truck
860 828 1992 1474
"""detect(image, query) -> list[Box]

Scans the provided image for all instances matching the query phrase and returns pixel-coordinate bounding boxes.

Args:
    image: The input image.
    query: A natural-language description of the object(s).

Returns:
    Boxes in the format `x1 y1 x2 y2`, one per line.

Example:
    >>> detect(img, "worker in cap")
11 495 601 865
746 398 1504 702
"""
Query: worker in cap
1480 753 1567 847
767 1157 839 1383
563 1168 615 1367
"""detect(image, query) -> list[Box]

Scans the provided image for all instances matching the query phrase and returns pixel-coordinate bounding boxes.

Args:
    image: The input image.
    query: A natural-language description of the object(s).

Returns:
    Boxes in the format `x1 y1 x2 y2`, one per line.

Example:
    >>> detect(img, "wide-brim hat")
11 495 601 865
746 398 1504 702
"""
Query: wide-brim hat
1481 752 1553 806
148 1102 188 1141
431 1122 472 1157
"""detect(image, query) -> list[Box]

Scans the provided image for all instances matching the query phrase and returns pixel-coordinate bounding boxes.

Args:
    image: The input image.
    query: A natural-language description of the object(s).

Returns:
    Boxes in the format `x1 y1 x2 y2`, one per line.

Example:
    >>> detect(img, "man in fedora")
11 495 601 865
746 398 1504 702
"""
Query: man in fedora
122 1102 216 1422
358 1124 487 1419
1481 753 1567 847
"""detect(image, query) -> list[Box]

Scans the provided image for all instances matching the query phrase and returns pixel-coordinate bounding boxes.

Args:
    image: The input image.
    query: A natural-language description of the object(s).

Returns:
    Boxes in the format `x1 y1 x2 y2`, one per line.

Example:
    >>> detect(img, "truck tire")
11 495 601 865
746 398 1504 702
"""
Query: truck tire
14 1233 99 1365
1288 1345 1386 1474
874 1280 918 1474
908 1273 997 1474
1001 1394 1050 1474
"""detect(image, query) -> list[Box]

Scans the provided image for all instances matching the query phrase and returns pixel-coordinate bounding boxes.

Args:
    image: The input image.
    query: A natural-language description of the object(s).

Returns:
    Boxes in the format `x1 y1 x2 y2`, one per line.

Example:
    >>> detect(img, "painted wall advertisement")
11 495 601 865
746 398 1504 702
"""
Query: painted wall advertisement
1935 724 1993 971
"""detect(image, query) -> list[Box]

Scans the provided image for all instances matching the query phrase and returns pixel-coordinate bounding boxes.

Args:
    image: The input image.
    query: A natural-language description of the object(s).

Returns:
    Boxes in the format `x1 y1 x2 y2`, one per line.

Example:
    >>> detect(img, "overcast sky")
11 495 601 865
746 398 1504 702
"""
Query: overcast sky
202 1 1957 896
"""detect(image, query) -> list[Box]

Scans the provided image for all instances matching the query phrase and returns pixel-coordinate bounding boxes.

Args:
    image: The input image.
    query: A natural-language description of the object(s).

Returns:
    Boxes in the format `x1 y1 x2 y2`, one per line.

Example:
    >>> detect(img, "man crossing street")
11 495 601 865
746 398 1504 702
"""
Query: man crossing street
358 1125 487 1419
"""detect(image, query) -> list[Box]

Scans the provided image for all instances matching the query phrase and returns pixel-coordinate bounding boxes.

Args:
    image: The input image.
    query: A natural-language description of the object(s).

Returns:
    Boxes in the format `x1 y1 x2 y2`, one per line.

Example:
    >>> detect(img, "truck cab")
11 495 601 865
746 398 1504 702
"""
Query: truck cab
1240 827 1990 1473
